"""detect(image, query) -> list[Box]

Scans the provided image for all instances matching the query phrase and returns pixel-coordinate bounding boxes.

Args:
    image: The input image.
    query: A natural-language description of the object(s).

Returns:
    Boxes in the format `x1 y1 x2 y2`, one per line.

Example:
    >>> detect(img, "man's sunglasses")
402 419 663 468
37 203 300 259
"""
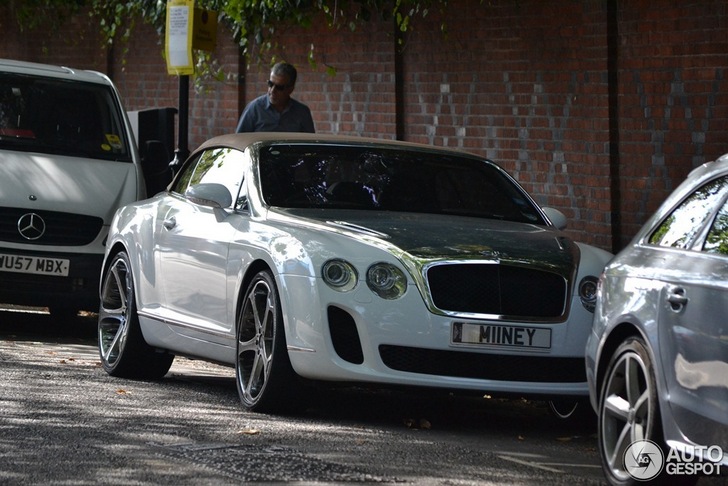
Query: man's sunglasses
267 80 289 91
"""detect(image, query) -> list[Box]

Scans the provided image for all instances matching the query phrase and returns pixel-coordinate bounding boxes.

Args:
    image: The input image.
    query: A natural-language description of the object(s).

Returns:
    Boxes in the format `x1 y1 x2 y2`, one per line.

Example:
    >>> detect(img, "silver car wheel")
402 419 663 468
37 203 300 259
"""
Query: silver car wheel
235 270 303 413
97 251 174 379
599 338 659 484
237 273 277 408
98 253 133 368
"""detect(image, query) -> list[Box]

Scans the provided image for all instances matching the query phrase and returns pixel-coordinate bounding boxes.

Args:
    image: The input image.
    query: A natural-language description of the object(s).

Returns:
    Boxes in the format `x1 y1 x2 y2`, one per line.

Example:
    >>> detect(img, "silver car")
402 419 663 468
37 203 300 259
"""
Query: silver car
586 154 728 484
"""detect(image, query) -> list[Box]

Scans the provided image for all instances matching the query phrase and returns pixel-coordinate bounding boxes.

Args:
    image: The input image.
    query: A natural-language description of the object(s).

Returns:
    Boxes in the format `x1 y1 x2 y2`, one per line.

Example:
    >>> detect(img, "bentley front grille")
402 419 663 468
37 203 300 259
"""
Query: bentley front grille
426 263 567 319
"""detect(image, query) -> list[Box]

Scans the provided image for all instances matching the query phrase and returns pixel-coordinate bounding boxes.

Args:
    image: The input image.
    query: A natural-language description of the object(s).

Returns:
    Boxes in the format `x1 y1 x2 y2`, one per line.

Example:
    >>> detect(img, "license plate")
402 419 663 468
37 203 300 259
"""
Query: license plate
0 253 70 276
452 322 551 349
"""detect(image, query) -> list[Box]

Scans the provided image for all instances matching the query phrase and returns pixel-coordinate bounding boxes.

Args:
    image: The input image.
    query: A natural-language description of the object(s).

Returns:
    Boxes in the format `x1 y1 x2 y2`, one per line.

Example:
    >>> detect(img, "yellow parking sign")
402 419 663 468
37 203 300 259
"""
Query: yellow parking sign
165 0 194 75
193 8 217 52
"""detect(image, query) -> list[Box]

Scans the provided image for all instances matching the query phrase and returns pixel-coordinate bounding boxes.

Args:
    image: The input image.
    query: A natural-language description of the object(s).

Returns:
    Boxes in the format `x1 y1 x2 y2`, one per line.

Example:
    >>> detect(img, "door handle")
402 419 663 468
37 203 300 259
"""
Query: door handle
667 287 688 312
163 216 176 230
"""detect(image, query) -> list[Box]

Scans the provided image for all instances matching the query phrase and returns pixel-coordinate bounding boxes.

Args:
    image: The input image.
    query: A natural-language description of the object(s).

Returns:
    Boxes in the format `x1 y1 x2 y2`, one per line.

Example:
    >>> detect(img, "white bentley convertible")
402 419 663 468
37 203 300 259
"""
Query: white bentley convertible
98 133 612 414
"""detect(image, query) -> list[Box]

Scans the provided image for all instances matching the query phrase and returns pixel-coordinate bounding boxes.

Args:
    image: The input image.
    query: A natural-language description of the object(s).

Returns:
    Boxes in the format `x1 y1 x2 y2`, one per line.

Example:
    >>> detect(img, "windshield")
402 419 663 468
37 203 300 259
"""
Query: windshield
258 143 546 224
0 73 132 162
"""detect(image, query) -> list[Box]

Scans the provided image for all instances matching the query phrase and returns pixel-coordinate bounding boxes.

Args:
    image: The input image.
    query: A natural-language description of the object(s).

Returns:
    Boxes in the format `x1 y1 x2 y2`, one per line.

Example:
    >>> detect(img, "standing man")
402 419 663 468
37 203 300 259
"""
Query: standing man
236 62 315 133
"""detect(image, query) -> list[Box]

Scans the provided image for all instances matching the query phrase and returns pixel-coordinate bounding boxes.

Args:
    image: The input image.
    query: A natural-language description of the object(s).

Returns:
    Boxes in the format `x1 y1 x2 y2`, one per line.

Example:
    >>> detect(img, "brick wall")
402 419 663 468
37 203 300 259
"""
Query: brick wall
2 0 728 252
236 12 398 139
615 0 728 245
0 8 107 72
398 1 613 248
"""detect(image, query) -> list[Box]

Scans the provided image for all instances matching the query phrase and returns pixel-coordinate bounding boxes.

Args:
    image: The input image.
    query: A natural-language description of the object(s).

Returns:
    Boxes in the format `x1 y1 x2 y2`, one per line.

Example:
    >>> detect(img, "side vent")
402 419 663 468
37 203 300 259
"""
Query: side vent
327 306 364 364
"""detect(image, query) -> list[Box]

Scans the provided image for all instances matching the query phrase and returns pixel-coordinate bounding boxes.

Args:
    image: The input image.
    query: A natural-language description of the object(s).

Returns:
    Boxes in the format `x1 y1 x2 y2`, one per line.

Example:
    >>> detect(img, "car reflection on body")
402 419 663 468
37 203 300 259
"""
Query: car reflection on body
586 154 728 484
97 133 612 414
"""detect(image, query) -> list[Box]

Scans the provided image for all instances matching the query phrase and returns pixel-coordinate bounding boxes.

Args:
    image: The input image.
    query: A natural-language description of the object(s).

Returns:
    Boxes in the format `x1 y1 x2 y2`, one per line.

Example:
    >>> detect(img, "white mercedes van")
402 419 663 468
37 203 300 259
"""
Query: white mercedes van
0 59 150 319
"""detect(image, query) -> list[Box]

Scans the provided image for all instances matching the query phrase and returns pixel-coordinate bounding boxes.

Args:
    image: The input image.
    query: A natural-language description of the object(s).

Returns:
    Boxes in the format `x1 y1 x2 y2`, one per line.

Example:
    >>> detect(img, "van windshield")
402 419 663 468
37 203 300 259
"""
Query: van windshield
0 73 132 162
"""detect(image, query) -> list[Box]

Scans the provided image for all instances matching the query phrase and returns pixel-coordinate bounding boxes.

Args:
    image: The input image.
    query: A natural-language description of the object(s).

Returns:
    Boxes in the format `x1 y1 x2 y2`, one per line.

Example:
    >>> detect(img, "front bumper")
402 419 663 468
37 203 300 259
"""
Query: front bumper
0 248 103 311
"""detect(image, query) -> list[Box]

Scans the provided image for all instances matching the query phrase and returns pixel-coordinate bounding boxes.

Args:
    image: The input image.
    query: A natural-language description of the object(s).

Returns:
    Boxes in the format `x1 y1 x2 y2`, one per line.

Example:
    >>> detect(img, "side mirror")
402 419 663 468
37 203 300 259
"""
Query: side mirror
184 183 233 209
542 207 567 230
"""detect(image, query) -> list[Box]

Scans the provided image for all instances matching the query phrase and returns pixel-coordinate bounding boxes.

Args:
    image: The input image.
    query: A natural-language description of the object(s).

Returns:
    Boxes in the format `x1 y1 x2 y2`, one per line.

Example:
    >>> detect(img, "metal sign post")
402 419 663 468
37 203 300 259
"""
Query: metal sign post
164 1 217 170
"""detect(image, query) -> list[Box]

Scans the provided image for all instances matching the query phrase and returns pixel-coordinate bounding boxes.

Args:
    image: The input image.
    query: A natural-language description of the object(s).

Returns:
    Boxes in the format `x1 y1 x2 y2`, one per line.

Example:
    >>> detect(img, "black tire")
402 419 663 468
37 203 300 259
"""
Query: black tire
236 270 302 413
598 337 665 485
98 251 174 380
48 305 80 324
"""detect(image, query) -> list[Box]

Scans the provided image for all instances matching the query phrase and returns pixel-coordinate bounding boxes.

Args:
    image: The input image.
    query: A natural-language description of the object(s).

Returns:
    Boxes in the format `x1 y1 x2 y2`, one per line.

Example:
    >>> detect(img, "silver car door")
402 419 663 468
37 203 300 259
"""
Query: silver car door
656 250 728 449
652 177 728 449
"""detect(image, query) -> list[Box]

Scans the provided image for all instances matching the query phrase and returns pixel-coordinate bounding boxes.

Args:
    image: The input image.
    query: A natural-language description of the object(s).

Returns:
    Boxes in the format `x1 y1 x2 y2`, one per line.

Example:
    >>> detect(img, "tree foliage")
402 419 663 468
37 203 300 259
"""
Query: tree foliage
10 0 447 61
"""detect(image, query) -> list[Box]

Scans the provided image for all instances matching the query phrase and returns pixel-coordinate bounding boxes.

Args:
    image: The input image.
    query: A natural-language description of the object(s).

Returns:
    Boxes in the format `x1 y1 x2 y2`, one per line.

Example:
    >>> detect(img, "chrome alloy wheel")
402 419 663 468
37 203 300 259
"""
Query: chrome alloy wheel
235 270 303 413
98 252 134 370
599 338 659 484
237 273 278 408
97 251 173 379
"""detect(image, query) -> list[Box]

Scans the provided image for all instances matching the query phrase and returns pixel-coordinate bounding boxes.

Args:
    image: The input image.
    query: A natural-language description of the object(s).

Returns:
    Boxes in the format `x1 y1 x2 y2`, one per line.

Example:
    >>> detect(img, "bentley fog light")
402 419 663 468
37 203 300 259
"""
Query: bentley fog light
322 259 358 292
579 276 598 312
366 263 407 300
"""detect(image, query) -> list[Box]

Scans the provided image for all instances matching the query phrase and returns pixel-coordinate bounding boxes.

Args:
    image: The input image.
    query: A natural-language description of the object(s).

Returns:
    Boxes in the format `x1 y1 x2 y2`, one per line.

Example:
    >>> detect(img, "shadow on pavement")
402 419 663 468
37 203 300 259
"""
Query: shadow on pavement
0 304 598 437
0 305 96 344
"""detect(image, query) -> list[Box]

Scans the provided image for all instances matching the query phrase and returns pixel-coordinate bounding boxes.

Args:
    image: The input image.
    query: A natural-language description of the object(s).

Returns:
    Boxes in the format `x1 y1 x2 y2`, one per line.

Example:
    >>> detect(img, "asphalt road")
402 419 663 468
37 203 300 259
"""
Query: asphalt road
1 307 610 485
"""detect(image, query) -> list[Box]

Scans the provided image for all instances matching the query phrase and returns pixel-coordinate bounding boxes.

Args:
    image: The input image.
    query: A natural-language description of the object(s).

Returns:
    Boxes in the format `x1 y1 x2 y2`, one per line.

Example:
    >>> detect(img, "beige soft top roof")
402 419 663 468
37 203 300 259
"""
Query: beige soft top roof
195 132 477 159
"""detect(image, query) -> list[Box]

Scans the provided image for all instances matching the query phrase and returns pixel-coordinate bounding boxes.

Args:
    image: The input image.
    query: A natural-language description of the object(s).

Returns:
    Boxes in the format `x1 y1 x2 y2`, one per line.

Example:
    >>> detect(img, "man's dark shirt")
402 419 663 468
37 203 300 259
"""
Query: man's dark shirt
236 94 315 133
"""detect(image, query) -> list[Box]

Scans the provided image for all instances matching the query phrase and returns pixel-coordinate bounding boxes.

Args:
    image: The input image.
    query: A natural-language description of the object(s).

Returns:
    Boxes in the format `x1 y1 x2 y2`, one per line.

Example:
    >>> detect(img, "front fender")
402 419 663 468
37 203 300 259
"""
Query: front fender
101 199 162 311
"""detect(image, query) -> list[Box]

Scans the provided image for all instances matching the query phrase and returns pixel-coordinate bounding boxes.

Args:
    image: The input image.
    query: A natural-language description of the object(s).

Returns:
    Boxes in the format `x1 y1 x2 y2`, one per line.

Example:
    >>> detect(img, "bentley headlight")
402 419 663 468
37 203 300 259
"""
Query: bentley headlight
579 276 599 312
366 262 407 300
322 259 358 292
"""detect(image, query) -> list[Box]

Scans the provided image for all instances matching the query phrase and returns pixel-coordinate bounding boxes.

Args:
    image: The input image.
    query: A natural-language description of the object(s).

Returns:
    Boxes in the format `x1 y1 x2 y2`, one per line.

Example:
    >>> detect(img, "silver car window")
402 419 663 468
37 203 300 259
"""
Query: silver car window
703 193 728 255
649 176 728 248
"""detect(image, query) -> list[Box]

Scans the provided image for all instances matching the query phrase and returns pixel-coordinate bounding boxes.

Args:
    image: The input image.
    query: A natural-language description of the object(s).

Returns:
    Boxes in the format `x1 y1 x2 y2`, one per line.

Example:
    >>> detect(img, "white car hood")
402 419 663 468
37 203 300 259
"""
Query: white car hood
0 151 140 223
